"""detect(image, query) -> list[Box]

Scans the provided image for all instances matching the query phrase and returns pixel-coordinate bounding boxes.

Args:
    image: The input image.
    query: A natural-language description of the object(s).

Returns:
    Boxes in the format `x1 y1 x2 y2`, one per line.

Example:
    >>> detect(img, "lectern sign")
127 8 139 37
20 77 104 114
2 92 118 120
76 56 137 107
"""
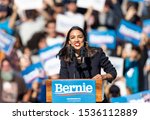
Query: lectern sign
52 80 96 103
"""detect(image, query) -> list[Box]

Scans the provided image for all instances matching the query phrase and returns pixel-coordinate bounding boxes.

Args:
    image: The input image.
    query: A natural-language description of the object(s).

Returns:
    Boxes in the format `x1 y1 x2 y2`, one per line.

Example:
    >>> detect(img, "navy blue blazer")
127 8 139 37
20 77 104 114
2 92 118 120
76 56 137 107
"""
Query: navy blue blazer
60 48 117 82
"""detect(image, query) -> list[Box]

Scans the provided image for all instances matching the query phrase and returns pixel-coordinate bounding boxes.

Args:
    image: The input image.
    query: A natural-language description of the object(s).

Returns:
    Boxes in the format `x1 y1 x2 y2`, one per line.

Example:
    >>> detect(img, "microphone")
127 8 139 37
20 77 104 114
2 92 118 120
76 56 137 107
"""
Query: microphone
68 45 76 62
80 46 87 64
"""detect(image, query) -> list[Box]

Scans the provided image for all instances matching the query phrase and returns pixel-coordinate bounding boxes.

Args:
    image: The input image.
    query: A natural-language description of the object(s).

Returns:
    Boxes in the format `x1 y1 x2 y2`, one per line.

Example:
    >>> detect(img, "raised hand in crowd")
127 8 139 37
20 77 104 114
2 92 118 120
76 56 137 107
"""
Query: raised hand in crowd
9 3 18 29
36 0 50 21
125 6 137 21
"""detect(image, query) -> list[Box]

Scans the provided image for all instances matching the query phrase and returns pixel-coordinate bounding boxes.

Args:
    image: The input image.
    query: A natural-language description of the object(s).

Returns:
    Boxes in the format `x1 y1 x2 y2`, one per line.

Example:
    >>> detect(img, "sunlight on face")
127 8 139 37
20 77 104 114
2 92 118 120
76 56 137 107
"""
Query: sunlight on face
69 29 84 51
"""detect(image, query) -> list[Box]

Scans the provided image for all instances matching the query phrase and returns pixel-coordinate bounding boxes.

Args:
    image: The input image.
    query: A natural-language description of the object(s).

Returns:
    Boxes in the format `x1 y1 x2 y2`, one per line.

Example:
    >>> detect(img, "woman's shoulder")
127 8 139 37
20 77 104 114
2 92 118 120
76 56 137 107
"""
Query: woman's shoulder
87 47 103 57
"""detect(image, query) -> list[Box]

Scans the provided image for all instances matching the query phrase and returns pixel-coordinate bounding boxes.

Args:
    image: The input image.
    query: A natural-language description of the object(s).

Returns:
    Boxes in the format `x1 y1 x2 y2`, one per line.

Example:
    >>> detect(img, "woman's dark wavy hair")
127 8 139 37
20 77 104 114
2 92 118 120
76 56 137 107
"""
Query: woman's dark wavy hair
57 26 98 62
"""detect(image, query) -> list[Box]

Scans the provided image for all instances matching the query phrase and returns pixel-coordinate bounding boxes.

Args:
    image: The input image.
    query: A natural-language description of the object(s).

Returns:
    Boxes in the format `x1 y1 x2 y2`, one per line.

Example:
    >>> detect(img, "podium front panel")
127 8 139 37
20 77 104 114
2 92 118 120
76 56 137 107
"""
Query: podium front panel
46 79 102 103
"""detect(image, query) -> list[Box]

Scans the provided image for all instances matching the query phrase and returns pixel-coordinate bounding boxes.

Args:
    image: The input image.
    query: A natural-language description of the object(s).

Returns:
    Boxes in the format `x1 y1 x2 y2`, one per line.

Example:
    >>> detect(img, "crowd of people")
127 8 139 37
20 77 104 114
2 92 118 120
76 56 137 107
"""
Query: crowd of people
0 0 149 103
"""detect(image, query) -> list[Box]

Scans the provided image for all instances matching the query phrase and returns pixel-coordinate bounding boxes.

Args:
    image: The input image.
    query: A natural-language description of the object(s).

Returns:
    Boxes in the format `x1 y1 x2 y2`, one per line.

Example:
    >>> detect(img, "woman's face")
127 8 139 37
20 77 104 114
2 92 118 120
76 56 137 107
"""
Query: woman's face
1 60 11 72
69 29 84 51
46 22 56 35
19 56 31 70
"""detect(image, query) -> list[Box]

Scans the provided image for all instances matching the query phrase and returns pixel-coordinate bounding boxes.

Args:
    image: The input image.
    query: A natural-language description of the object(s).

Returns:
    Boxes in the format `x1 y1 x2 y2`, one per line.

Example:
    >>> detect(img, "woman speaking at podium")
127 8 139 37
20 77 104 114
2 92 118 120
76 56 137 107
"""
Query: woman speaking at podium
57 26 117 102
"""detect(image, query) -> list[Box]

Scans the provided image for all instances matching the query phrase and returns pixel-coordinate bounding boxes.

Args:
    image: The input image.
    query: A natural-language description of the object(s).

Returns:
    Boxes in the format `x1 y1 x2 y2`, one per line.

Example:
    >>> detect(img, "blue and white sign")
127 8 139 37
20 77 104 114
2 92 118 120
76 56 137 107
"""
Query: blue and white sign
52 80 96 103
39 44 62 76
21 62 46 88
129 0 149 2
0 31 16 55
14 0 43 11
143 19 150 37
117 19 142 46
111 90 150 103
88 30 116 49
129 0 144 2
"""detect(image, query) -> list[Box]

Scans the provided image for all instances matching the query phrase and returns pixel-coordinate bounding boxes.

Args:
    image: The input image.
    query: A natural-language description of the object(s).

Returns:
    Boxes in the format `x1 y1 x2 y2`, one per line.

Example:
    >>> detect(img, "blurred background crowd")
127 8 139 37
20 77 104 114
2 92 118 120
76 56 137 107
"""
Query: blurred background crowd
0 0 150 103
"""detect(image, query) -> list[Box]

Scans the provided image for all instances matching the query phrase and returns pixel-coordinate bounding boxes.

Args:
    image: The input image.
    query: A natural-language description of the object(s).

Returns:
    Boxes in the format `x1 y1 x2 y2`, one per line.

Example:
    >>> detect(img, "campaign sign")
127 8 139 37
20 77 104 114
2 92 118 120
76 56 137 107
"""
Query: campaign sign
129 0 149 2
39 44 62 76
143 19 150 37
56 14 84 34
129 0 143 2
21 62 46 88
111 90 150 103
77 0 106 12
0 31 16 55
88 30 116 49
52 80 96 103
117 19 142 46
14 0 43 11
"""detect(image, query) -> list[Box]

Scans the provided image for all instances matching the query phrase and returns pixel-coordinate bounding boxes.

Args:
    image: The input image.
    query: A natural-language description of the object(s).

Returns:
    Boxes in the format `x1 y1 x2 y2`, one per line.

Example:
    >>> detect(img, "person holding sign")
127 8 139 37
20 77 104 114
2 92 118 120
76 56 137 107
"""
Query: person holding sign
57 26 117 102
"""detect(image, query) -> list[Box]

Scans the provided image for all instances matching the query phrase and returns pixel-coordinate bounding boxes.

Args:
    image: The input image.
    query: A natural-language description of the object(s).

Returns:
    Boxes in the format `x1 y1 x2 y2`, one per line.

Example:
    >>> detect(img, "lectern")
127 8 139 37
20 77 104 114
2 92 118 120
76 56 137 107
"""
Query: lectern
46 79 102 103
